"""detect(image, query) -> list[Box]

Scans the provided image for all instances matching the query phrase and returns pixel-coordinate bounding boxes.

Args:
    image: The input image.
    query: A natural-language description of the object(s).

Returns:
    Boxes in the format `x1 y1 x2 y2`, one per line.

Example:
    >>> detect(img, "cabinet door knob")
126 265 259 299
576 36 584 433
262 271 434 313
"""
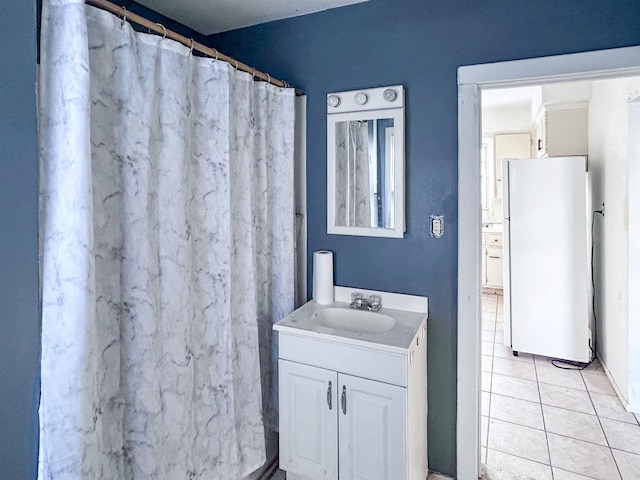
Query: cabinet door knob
341 385 347 415
327 381 332 410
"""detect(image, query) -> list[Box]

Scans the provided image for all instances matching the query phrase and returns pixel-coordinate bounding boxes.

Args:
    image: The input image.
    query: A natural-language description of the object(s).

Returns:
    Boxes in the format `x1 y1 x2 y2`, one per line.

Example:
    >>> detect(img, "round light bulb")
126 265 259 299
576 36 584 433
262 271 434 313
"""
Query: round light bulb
383 88 397 102
354 92 368 105
327 95 341 107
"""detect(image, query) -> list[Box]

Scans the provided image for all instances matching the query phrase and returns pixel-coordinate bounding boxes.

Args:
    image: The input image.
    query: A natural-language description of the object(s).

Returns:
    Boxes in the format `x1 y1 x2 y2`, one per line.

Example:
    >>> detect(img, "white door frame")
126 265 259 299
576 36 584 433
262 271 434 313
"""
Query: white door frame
627 95 640 413
456 44 640 480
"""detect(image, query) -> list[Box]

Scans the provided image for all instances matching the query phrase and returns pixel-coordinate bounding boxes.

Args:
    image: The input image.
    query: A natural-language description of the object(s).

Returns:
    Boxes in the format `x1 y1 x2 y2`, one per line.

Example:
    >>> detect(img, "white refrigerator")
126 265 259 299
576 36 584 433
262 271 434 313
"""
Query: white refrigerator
502 156 592 363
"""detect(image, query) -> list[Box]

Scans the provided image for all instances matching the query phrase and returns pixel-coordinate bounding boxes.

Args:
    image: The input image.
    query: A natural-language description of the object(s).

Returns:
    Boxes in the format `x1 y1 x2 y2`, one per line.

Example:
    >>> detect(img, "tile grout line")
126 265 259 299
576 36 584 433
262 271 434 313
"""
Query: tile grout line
486 415 545 433
488 415 640 469
484 294 497 464
482 292 499 468
580 366 624 480
610 445 640 457
533 352 555 480
485 446 553 470
552 466 600 480
490 390 541 406
491 368 541 384
488 415 627 450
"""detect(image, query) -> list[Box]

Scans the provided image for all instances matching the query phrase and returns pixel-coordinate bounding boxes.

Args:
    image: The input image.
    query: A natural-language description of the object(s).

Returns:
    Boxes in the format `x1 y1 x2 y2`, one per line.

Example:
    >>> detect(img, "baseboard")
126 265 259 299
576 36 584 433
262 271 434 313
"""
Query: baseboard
626 403 640 415
596 353 631 409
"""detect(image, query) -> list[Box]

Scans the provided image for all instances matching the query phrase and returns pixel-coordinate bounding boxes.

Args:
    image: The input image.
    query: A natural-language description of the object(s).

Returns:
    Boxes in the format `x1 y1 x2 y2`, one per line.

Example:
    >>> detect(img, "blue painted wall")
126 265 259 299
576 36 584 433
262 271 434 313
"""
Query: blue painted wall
210 0 640 475
8 0 640 476
1 0 39 478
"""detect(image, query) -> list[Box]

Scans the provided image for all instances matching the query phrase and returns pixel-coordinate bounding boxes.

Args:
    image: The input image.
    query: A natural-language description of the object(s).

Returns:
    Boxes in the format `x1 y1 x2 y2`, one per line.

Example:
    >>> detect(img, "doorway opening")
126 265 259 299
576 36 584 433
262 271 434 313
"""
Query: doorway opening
479 79 640 479
456 45 640 480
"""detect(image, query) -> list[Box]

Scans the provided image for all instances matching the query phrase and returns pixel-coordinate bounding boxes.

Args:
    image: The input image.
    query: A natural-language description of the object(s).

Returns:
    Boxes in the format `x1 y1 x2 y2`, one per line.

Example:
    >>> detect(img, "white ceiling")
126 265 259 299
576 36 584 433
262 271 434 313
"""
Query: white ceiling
482 86 537 110
136 0 369 35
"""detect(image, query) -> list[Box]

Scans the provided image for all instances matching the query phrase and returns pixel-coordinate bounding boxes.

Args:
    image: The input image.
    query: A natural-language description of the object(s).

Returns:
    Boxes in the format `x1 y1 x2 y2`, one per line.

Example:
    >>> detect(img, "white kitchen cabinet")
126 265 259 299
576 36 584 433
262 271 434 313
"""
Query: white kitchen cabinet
485 246 504 288
280 360 407 480
536 106 588 158
481 244 488 286
482 232 504 289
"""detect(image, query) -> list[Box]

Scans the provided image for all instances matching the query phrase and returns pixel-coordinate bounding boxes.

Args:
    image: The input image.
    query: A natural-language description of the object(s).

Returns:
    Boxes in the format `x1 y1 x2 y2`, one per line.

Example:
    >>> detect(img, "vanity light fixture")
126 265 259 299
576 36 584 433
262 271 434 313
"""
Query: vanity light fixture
327 95 341 107
326 84 405 238
383 88 397 102
354 92 368 105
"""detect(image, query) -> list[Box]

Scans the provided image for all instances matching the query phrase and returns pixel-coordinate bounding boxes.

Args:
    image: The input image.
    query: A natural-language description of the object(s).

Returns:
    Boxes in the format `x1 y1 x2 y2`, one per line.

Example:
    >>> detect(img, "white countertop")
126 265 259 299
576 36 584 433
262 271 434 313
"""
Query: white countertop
274 287 428 354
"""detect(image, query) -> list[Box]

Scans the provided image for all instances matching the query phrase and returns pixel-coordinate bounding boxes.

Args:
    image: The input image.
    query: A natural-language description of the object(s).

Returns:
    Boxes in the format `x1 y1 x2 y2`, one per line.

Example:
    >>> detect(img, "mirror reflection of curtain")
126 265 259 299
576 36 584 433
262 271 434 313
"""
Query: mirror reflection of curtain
335 121 372 227
383 126 395 228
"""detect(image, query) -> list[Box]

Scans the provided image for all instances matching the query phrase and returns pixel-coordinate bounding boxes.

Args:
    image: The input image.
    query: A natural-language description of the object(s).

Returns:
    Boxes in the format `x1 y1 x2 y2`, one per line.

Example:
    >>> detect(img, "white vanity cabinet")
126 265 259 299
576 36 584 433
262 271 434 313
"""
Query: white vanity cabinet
279 360 406 480
338 373 406 479
278 361 338 480
274 288 428 480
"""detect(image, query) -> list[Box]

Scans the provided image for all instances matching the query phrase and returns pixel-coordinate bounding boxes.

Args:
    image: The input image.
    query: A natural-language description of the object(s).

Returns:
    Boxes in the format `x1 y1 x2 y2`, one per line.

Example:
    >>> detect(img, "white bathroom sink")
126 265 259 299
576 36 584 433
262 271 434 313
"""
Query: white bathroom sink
274 286 428 351
312 307 396 333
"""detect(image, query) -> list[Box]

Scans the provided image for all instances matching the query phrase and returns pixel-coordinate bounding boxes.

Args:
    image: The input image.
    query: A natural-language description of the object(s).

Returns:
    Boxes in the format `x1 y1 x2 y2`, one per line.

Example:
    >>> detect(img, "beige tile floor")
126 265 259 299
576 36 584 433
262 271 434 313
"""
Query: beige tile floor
273 470 451 479
482 292 640 480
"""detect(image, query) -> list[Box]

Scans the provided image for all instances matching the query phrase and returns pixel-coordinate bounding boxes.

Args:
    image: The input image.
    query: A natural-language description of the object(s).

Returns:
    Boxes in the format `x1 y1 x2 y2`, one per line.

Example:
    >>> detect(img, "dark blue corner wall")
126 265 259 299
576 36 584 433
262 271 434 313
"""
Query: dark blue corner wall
1 0 39 478
211 0 640 475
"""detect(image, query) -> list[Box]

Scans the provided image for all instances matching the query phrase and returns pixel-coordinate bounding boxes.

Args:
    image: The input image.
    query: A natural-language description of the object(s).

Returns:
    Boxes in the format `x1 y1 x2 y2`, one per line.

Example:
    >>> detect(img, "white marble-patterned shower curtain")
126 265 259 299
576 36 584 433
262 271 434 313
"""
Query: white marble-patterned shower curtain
38 1 295 479
335 121 372 227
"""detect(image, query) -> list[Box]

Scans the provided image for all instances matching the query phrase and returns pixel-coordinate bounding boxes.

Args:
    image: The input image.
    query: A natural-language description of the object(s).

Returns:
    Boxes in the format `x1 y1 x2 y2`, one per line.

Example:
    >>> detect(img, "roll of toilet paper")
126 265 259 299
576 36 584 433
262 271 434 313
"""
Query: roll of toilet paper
313 250 334 305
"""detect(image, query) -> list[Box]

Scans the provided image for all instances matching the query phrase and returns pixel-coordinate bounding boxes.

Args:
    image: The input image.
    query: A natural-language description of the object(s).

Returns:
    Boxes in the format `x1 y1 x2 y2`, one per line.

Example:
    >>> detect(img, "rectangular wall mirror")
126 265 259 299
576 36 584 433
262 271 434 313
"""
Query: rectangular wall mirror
327 85 405 238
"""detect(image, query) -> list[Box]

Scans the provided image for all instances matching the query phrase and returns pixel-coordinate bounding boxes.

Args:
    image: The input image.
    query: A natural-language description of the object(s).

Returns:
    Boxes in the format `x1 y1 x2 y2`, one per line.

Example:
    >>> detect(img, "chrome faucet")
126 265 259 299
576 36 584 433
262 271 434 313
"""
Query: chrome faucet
350 292 382 312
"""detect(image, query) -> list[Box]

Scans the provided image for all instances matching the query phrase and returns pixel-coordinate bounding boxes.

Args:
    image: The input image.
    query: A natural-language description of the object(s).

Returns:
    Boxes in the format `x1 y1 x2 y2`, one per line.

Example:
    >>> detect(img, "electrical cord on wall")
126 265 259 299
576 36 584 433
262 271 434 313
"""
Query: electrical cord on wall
551 207 605 371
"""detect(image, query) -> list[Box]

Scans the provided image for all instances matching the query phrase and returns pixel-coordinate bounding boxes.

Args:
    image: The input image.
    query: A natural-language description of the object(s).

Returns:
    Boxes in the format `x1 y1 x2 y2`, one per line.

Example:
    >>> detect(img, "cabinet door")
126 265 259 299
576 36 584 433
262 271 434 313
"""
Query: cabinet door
338 374 406 480
482 245 488 287
546 108 588 157
486 246 503 288
279 360 338 480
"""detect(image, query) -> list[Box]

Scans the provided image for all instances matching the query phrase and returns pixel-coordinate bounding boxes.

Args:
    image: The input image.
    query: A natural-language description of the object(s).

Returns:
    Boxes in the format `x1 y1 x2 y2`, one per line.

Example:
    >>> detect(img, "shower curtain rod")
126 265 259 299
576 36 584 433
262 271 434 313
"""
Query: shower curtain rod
85 0 302 95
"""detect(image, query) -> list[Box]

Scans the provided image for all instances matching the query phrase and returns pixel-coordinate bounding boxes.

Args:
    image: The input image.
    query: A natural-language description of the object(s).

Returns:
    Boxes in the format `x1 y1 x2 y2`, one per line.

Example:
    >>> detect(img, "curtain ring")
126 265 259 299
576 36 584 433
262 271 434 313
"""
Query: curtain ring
120 6 127 27
156 23 167 39
234 60 239 70
266 73 271 85
189 38 195 54
252 68 256 79
211 48 219 60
